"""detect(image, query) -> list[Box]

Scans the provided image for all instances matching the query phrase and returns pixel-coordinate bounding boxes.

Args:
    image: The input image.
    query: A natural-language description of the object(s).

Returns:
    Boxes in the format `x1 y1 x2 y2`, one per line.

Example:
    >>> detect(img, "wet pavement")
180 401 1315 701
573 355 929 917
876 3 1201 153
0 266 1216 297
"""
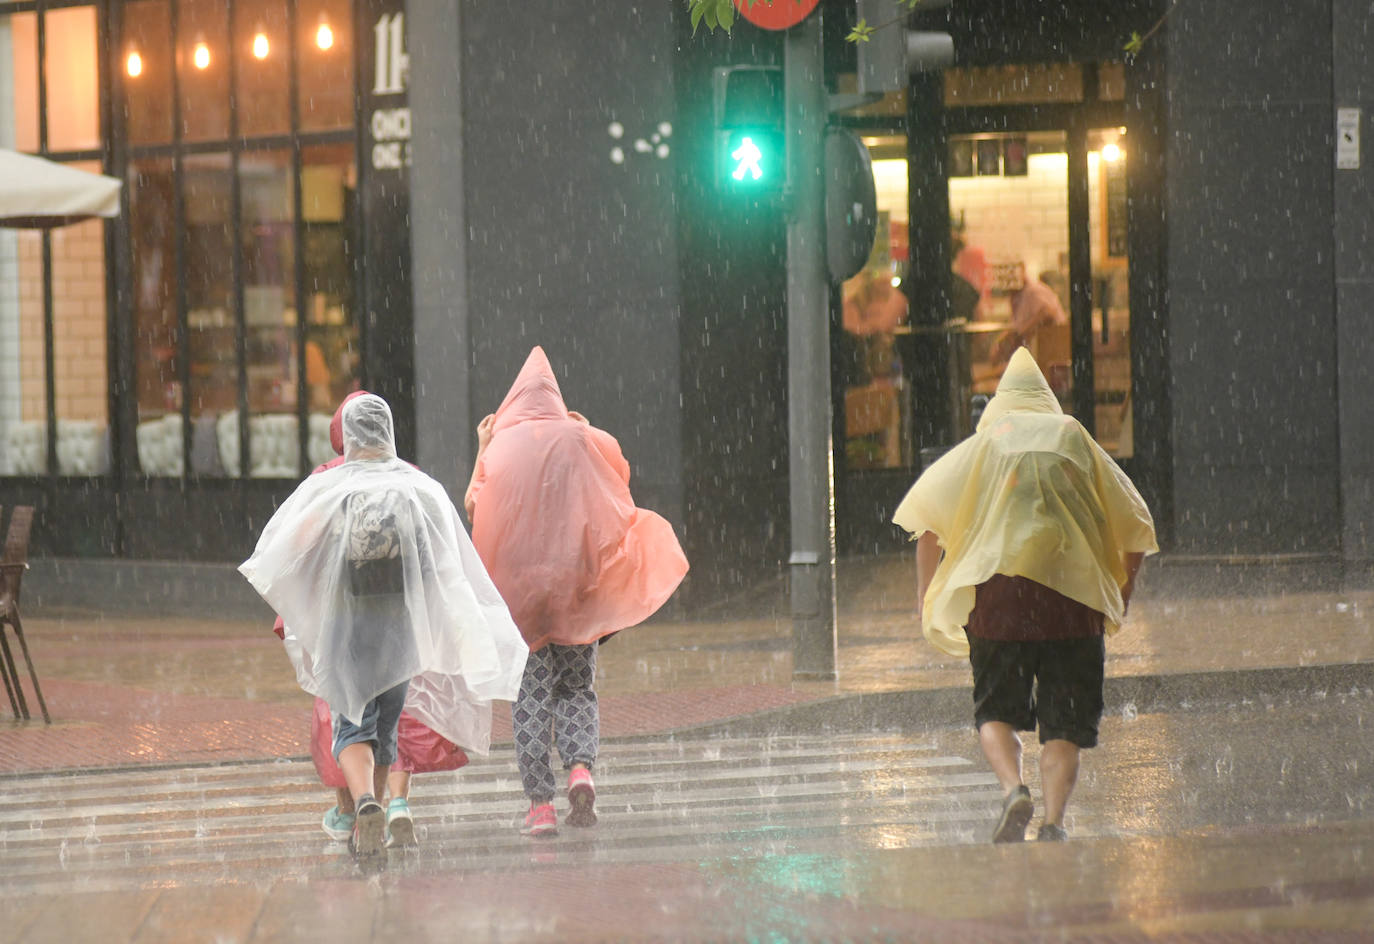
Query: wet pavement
2 552 1374 940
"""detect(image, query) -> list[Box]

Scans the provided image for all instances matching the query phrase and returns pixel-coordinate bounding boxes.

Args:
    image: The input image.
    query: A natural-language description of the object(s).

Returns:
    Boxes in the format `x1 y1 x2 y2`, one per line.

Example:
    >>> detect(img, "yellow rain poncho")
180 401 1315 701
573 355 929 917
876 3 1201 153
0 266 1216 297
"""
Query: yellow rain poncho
892 348 1157 656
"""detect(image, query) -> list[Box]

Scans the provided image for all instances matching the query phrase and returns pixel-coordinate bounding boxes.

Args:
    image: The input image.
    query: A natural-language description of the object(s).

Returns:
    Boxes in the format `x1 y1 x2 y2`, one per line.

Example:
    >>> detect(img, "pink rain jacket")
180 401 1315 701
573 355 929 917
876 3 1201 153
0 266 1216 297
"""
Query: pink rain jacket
272 391 469 784
466 347 688 652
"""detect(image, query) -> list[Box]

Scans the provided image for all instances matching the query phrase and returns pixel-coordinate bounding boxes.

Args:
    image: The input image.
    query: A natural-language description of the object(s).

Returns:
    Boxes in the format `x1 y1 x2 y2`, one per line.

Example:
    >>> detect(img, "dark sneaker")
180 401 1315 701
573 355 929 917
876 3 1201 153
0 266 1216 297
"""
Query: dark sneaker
349 797 386 866
521 802 558 838
566 767 597 828
321 805 355 842
991 785 1033 843
1037 823 1068 842
385 797 417 848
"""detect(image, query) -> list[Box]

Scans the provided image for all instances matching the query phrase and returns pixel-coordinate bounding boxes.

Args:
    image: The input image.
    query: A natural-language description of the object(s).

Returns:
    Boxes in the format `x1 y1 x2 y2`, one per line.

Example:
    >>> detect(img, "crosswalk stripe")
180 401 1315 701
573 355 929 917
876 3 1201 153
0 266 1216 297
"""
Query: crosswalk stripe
0 733 1041 895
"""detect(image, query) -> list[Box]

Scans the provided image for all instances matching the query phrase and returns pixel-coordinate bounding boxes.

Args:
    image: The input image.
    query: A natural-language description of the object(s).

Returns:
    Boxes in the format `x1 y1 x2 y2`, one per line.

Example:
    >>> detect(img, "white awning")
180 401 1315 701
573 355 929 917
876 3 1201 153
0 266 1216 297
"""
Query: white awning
0 148 122 228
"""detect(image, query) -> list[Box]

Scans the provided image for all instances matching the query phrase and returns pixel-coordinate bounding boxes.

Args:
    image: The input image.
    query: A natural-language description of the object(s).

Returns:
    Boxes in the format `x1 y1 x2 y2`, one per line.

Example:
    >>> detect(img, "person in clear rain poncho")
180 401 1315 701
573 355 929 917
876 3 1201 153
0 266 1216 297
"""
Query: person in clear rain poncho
465 346 688 838
893 348 1157 843
241 393 529 864
269 390 476 850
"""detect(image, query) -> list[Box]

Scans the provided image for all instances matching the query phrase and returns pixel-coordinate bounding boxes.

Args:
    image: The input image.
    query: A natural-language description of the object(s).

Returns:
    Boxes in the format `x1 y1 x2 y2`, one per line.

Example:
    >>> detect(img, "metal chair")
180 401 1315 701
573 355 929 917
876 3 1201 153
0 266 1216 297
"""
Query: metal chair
0 505 50 723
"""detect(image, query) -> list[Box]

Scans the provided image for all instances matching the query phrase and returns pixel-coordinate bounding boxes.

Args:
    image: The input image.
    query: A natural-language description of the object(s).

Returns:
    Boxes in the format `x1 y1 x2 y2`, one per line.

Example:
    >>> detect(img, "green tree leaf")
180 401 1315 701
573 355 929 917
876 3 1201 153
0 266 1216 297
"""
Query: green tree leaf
846 19 874 43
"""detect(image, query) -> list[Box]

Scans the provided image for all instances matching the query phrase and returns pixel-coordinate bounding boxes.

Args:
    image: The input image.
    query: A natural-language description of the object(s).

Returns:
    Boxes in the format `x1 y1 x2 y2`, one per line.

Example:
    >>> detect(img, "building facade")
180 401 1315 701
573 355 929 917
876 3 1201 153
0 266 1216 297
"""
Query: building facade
2 0 1371 613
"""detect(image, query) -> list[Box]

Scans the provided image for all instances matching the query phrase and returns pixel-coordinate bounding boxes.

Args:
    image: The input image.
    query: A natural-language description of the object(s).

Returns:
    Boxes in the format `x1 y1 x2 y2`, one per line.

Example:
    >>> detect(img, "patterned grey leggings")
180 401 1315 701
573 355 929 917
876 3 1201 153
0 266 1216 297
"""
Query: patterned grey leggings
513 643 599 803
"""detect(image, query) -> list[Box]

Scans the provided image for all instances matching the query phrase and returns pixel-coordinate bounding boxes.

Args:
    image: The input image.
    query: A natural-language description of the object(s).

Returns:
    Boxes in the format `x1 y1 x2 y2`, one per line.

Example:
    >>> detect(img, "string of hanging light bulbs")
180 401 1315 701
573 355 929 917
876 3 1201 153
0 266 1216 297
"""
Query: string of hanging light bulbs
125 14 335 77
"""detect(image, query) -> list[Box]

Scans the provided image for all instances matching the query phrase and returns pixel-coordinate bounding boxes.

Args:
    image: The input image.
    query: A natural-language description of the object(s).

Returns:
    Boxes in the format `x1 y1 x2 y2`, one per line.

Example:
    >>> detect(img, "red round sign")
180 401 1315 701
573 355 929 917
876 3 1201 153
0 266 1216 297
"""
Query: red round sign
734 0 821 31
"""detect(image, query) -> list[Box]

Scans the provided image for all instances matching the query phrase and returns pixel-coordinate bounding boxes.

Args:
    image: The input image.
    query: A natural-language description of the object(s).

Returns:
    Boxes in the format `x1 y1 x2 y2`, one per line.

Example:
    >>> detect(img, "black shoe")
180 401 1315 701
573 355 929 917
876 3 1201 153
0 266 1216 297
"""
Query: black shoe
349 796 386 867
1036 823 1068 842
991 785 1033 843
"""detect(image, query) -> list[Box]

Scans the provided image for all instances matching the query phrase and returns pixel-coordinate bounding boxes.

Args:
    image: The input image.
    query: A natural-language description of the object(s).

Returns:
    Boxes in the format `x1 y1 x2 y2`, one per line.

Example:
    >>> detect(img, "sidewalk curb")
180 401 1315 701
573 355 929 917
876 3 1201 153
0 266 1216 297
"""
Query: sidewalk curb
657 662 1374 740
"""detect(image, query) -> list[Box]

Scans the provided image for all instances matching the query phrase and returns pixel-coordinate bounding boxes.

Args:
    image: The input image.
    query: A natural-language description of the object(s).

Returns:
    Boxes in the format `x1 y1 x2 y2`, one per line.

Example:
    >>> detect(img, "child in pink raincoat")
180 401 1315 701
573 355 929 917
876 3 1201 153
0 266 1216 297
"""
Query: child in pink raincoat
465 346 689 837
271 391 470 849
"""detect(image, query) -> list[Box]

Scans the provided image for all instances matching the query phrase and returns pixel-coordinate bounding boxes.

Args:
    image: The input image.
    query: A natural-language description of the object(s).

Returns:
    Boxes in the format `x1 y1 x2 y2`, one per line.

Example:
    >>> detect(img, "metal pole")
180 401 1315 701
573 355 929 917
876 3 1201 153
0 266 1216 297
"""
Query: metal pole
785 16 838 681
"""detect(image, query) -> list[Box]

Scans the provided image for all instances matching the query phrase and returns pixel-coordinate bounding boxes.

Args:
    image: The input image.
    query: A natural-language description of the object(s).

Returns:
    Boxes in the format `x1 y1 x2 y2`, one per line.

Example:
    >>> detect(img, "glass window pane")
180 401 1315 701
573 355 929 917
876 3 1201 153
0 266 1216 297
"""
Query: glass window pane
44 6 100 152
0 12 40 151
1090 127 1132 458
0 229 46 474
840 135 910 470
297 0 354 132
130 157 181 475
950 131 1071 431
177 0 229 142
183 153 235 475
51 172 109 476
235 0 290 138
302 142 359 465
122 0 173 146
241 149 300 476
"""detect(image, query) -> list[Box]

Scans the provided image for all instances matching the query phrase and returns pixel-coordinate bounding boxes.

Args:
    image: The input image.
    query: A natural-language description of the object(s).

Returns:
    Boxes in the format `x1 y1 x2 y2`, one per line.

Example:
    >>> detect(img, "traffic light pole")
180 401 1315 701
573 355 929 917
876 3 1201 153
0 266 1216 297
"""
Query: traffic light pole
784 16 838 681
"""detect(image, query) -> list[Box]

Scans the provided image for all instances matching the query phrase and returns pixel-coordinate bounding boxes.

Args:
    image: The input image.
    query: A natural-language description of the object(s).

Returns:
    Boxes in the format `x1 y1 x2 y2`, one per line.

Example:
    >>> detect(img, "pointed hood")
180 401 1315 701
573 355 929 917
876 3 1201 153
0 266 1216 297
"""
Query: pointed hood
491 346 568 432
330 389 371 456
976 347 1062 432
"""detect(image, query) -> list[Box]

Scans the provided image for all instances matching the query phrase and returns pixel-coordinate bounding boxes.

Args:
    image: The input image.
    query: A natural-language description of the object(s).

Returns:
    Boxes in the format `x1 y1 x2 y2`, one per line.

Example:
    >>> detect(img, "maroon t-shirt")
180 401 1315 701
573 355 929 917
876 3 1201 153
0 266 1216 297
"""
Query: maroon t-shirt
966 574 1104 641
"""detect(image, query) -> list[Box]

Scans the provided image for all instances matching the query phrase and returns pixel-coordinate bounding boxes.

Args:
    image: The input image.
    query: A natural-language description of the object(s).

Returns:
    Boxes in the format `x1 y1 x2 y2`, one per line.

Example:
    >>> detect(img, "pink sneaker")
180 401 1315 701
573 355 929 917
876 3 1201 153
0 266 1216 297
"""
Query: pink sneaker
567 767 597 828
521 802 558 838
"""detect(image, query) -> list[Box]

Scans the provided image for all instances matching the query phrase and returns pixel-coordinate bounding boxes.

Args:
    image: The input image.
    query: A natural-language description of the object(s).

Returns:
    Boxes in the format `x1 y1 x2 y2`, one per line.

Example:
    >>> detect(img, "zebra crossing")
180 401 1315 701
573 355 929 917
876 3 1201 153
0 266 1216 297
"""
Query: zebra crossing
0 732 1052 897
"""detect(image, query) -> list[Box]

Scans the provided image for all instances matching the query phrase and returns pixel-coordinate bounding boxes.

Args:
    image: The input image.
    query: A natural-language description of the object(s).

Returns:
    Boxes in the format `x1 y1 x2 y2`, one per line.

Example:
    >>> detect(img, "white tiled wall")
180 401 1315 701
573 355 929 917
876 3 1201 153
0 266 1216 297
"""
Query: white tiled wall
950 151 1070 283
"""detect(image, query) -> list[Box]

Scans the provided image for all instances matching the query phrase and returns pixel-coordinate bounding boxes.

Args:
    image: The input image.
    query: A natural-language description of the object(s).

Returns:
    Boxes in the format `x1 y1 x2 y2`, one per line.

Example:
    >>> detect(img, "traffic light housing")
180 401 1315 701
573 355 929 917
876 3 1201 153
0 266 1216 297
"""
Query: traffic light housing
713 65 784 194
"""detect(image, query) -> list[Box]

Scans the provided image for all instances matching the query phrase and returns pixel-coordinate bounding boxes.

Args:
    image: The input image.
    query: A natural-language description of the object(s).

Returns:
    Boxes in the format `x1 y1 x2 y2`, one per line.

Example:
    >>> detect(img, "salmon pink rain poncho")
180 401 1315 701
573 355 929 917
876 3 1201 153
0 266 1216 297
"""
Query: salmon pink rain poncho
892 348 1157 657
465 347 689 651
241 394 529 755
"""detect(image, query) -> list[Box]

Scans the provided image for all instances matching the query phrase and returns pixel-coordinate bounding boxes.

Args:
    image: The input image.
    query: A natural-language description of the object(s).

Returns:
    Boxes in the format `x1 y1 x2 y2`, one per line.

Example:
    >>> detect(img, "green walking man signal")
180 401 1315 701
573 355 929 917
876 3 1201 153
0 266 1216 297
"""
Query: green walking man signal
713 65 783 194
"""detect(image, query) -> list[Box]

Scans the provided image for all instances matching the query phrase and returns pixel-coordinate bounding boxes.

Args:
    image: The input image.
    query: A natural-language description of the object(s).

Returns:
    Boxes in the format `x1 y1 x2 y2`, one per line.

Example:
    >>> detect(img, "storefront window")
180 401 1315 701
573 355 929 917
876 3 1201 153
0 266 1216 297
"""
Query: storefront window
44 6 99 152
1089 127 1132 458
51 187 109 476
297 0 353 132
123 0 174 146
129 156 179 470
235 0 291 138
177 0 229 142
302 143 360 413
840 135 910 470
0 11 38 151
0 229 45 475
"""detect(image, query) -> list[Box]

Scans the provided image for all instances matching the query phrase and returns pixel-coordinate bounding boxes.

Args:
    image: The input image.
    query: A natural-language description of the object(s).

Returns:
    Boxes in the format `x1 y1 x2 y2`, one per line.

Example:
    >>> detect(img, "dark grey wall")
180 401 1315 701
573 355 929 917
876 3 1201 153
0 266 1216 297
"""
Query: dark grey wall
1165 0 1342 555
1333 0 1374 566
409 2 685 527
457 2 684 529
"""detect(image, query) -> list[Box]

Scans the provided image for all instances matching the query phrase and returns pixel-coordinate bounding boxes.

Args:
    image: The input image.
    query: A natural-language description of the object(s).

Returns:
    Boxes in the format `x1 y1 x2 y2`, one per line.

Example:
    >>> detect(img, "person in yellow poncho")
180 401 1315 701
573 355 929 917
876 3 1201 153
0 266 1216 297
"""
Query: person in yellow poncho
893 348 1157 843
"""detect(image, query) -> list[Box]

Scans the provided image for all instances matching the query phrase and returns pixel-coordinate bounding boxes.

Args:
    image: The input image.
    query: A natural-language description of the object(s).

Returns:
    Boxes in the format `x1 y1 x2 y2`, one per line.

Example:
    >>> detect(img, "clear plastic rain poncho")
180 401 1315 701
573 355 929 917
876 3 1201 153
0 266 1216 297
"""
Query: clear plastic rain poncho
893 348 1158 657
240 394 528 754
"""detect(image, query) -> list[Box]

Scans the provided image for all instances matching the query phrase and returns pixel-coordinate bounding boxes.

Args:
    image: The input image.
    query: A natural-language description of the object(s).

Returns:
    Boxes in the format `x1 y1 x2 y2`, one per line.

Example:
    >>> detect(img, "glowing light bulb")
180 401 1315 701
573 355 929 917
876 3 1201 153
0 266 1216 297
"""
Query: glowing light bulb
193 39 210 70
252 31 269 60
1101 142 1122 163
126 50 143 77
315 19 334 50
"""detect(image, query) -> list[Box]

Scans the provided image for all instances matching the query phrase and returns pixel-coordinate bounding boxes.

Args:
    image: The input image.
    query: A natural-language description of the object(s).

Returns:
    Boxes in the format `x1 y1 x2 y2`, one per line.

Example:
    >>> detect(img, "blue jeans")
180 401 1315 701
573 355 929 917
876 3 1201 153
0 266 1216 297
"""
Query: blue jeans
331 679 410 766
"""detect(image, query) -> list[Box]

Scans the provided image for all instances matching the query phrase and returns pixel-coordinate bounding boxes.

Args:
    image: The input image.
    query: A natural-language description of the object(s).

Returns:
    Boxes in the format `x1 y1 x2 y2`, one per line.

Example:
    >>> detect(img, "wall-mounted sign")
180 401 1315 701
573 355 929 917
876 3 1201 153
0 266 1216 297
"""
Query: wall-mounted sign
734 0 820 31
1337 107 1360 170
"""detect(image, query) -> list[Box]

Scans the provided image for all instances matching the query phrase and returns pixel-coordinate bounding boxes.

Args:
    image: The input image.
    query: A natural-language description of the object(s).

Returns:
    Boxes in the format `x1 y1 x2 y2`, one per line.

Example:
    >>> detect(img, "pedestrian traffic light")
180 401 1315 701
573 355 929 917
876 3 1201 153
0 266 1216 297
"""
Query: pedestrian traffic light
713 65 784 194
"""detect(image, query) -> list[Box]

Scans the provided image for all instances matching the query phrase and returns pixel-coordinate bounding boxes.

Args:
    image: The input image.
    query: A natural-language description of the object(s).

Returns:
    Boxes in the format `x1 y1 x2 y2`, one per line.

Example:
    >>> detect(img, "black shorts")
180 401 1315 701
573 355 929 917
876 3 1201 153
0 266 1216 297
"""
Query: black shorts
967 634 1105 748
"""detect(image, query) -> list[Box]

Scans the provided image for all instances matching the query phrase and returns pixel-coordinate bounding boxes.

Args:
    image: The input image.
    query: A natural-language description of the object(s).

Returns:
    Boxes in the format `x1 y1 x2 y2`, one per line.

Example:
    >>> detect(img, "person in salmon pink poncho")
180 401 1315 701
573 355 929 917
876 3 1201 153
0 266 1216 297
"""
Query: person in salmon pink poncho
269 390 473 851
464 346 689 838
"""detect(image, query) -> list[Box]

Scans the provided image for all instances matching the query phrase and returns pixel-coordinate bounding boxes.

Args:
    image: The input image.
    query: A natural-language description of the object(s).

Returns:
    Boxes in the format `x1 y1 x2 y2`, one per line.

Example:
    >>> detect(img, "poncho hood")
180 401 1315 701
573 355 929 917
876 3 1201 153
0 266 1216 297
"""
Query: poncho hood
892 348 1156 656
329 389 370 456
976 346 1062 431
341 393 398 462
491 346 568 432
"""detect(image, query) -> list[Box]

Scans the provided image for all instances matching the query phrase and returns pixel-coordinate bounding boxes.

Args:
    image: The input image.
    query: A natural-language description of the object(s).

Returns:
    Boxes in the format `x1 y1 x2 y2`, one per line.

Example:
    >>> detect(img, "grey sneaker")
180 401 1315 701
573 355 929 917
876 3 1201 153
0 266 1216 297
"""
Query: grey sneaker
991 785 1033 843
1037 823 1068 842
349 797 386 867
